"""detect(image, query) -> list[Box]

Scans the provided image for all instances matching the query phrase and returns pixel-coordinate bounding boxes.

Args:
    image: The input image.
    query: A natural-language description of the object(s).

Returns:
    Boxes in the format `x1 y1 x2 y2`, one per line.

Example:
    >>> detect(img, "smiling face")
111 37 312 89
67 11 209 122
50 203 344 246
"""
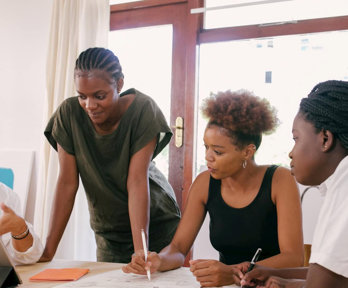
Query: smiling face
289 112 327 185
75 70 121 127
203 125 245 179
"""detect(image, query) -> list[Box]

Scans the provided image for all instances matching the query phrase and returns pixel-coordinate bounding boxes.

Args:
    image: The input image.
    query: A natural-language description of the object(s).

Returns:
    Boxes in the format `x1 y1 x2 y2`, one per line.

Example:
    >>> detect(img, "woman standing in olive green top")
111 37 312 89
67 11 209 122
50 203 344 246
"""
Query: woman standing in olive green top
41 47 181 263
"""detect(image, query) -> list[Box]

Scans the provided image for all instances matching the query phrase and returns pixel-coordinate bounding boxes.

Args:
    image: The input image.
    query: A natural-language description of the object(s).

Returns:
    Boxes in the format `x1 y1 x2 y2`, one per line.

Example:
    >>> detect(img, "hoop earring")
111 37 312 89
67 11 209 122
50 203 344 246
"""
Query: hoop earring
242 160 247 169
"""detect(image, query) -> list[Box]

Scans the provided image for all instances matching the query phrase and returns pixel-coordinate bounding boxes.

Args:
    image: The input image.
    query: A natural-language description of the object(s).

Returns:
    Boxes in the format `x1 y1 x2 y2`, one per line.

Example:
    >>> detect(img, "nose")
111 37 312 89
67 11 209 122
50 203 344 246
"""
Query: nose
288 149 293 159
86 97 97 110
205 148 214 162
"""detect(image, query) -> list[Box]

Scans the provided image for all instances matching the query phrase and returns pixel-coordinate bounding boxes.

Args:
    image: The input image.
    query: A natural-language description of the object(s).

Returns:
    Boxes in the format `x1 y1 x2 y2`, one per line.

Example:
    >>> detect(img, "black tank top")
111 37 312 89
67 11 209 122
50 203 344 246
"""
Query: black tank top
206 165 280 265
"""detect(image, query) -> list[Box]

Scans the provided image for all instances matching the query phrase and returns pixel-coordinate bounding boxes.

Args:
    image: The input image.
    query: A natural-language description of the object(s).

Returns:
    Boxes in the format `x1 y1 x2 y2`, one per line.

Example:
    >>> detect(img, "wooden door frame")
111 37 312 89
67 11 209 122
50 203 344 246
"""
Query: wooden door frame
110 0 203 211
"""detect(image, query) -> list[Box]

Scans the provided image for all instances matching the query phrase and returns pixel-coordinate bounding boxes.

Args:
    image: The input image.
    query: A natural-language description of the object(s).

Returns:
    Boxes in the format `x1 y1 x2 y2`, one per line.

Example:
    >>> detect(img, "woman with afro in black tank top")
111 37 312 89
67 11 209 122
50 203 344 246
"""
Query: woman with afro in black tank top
123 89 304 287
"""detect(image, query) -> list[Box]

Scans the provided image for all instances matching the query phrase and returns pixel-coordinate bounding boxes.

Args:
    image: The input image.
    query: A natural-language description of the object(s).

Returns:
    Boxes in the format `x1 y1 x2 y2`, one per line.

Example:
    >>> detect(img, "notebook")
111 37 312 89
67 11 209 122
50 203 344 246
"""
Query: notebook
30 268 90 281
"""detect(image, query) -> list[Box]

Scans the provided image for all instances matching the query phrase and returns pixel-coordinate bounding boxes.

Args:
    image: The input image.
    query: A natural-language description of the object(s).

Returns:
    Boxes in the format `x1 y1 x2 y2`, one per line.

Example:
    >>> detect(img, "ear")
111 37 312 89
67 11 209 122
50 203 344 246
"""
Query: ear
321 129 334 152
117 77 124 93
244 144 257 159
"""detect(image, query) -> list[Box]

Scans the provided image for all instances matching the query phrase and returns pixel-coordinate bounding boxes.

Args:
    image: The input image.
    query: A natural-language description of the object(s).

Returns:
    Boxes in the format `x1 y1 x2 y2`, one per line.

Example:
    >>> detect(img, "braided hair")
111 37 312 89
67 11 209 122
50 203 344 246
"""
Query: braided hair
201 89 278 150
74 47 124 83
300 80 348 150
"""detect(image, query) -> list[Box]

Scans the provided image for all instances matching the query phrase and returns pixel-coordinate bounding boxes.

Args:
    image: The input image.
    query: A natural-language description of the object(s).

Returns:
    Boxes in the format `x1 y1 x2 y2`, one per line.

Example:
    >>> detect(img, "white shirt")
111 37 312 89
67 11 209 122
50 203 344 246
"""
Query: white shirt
310 156 348 277
0 182 43 265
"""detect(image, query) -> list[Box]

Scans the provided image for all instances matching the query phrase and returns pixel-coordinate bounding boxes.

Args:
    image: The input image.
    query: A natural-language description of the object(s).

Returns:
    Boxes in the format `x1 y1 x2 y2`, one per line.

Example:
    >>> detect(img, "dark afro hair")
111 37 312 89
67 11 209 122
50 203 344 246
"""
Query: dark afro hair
201 89 278 149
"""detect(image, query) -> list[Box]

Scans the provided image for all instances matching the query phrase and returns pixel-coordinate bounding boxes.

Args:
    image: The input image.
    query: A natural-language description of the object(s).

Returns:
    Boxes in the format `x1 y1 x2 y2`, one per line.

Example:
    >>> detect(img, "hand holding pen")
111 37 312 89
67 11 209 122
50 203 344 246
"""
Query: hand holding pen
141 229 151 281
241 248 262 288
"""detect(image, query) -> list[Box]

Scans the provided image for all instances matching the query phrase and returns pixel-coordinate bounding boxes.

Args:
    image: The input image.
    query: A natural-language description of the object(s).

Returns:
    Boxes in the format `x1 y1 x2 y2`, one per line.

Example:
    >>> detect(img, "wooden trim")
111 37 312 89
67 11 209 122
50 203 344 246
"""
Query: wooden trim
110 2 185 30
199 15 348 43
181 0 202 211
110 0 187 12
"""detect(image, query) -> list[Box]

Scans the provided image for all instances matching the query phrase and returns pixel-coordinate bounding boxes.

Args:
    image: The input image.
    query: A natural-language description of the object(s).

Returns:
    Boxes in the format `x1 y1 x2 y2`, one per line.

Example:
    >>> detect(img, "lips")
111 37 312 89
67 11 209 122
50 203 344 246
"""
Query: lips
88 112 102 118
290 163 294 175
207 166 216 173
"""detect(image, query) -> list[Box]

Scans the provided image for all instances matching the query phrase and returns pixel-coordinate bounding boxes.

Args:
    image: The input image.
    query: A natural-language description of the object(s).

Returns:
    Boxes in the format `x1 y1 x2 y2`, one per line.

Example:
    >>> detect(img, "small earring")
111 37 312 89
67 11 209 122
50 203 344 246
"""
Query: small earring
242 160 247 169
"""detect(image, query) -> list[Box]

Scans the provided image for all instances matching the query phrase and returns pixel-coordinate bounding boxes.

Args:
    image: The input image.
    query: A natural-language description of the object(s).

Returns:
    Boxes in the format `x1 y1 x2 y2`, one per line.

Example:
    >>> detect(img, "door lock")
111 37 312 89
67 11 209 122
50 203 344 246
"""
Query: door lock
173 117 184 148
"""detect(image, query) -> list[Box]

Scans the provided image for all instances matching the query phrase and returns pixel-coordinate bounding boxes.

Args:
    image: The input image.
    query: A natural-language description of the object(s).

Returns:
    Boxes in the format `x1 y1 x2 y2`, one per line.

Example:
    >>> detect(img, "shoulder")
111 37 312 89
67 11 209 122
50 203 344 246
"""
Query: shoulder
131 89 160 110
58 97 80 112
268 165 298 201
50 97 80 119
272 165 296 185
188 171 211 203
271 166 300 202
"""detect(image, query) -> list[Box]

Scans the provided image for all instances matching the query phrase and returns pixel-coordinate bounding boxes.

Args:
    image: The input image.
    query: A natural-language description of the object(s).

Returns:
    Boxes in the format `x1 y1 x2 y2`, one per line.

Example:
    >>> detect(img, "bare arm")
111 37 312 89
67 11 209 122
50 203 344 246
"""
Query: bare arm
40 144 79 261
123 171 209 274
241 265 308 287
242 263 348 287
127 137 157 253
257 167 304 268
156 172 209 271
306 263 348 288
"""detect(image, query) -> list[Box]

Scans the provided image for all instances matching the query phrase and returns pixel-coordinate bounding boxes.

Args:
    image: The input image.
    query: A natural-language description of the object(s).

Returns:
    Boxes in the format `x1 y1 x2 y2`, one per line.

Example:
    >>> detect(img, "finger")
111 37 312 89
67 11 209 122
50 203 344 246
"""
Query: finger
233 267 244 279
192 269 210 278
122 265 130 273
123 264 147 275
0 203 11 213
190 259 212 271
198 279 215 287
130 258 147 273
195 275 212 287
232 274 243 285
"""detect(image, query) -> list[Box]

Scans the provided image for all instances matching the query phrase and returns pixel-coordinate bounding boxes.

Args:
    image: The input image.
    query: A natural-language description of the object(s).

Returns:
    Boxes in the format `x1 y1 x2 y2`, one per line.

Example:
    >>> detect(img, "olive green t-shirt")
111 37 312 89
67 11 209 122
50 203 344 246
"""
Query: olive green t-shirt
44 88 180 262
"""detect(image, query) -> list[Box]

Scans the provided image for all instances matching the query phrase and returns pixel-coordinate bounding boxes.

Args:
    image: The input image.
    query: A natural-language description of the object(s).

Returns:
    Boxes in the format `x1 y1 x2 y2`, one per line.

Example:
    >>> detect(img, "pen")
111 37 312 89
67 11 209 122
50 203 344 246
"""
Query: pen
246 248 262 273
241 248 262 288
141 229 151 281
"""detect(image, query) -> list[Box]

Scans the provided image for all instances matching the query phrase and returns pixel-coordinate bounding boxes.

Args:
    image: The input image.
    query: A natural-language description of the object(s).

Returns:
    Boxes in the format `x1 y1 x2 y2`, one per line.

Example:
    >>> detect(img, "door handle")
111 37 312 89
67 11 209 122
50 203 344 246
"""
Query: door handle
172 116 184 148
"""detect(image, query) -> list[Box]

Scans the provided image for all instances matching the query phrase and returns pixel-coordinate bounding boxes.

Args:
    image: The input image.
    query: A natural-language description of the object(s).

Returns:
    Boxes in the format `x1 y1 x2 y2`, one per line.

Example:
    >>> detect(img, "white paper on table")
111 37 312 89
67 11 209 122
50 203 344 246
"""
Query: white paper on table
53 267 240 288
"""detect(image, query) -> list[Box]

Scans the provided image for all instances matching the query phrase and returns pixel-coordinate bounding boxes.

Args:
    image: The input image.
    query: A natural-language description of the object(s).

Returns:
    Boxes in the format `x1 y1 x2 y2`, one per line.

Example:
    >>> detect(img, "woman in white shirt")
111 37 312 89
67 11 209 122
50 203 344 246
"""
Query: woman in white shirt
0 182 43 264
241 80 348 287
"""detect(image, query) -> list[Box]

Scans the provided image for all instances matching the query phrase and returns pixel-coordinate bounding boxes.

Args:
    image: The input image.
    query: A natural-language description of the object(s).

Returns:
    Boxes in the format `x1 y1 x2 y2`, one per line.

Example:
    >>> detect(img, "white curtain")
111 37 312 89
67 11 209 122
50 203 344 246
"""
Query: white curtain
35 0 110 260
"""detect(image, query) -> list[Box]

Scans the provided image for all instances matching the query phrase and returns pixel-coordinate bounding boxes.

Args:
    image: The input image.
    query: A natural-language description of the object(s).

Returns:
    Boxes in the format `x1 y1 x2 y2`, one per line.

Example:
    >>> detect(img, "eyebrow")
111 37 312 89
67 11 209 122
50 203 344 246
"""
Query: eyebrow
205 143 225 149
76 90 105 94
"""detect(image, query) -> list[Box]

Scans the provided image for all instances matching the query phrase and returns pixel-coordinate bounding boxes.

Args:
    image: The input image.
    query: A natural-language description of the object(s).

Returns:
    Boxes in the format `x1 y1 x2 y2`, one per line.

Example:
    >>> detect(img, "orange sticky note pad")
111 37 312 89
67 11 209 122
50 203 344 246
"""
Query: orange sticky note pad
29 268 89 281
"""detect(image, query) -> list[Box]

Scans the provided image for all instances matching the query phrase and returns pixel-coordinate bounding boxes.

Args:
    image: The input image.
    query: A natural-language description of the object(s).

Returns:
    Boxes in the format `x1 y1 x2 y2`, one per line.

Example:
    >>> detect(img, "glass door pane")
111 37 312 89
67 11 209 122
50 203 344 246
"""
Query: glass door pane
193 29 348 259
109 25 173 177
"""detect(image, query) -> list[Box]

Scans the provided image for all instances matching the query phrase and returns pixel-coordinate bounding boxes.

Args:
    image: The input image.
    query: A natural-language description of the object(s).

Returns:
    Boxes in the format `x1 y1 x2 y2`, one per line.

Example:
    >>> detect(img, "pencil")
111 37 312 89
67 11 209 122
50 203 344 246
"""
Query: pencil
141 229 151 281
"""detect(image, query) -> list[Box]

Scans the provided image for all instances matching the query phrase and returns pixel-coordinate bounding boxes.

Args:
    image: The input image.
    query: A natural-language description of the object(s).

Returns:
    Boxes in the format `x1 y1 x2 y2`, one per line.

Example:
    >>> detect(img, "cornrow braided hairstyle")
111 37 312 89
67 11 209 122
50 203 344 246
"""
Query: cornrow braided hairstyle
201 89 278 149
74 47 124 83
300 80 348 150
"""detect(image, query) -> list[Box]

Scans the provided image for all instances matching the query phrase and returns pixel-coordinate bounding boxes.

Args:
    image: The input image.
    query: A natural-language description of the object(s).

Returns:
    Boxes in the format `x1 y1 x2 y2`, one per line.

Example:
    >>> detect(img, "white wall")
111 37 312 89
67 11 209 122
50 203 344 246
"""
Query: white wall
0 0 53 221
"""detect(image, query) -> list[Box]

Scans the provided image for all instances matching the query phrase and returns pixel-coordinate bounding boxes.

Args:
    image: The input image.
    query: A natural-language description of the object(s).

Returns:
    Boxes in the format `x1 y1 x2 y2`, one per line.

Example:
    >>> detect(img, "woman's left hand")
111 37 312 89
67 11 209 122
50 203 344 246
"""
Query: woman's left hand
189 259 248 287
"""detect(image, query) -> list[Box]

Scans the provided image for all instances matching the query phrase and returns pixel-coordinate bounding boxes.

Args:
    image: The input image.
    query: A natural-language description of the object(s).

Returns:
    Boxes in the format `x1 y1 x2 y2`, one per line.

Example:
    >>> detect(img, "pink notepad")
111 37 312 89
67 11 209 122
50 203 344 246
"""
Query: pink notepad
29 268 89 281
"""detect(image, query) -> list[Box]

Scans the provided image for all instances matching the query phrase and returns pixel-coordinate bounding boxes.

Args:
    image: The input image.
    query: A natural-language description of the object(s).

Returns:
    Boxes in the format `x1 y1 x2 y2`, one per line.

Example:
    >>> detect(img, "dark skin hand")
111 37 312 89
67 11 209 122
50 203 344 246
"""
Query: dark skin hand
241 265 307 287
190 259 249 287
